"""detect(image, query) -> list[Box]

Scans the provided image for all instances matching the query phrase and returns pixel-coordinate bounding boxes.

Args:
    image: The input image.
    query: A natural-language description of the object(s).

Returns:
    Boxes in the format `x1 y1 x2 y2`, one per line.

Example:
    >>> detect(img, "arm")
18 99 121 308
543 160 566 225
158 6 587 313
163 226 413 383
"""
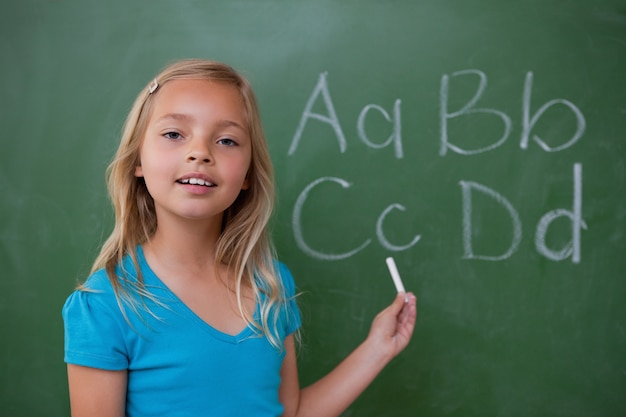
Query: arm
280 292 417 417
67 364 127 417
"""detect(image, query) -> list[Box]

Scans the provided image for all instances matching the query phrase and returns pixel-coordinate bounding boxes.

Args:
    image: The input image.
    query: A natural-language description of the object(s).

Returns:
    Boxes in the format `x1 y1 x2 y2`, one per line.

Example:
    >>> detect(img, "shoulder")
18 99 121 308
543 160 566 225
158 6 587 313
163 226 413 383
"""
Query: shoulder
62 253 142 319
81 268 116 292
62 268 130 370
274 261 297 296
76 252 143 294
62 269 119 319
272 260 301 336
275 261 293 281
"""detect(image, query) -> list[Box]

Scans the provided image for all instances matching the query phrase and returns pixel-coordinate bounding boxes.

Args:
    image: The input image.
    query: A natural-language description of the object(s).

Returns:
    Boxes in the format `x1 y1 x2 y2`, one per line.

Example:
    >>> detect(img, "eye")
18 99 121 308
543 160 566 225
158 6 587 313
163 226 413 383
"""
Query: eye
164 131 183 140
217 137 237 146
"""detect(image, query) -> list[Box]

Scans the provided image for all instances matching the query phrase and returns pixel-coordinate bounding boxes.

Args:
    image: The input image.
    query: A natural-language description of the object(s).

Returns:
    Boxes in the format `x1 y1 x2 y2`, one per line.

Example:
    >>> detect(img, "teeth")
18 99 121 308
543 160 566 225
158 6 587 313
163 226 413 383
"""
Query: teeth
180 178 214 187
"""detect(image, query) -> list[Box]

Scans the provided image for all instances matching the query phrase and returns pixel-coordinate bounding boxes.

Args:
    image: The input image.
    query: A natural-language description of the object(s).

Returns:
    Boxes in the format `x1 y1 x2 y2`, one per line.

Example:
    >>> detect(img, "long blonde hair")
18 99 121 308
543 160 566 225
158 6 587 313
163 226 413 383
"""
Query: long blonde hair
91 59 289 349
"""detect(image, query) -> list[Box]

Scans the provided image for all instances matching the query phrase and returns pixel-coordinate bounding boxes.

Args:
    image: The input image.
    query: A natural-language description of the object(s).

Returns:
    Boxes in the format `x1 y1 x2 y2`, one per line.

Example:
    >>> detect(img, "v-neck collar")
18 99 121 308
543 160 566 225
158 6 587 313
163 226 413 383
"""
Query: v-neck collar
136 245 259 344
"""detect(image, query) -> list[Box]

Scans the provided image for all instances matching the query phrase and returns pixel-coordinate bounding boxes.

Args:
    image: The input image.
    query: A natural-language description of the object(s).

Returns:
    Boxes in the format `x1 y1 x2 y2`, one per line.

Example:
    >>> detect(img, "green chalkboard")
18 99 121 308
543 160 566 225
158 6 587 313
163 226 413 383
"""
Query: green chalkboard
1 1 625 416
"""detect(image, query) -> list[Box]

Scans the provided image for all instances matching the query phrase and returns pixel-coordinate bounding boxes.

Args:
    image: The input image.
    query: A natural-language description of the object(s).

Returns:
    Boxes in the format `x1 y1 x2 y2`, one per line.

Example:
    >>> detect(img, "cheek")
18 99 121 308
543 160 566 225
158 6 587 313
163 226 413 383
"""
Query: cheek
135 147 166 180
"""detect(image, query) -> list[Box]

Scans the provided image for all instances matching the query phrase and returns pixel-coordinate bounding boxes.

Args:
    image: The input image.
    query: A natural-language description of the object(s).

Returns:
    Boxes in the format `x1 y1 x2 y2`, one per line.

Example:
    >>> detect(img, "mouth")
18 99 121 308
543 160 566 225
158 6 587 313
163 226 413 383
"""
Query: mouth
177 178 216 187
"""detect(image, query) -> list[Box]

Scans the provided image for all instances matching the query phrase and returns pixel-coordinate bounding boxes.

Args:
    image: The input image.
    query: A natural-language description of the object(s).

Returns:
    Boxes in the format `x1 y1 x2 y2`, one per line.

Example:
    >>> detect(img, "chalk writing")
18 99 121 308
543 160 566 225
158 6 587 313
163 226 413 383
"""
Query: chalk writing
521 72 586 152
357 100 403 159
289 72 347 155
460 180 522 261
535 163 586 262
292 177 422 260
376 204 421 251
288 70 588 263
461 163 585 263
289 72 403 158
292 177 371 260
440 69 586 156
440 69 512 156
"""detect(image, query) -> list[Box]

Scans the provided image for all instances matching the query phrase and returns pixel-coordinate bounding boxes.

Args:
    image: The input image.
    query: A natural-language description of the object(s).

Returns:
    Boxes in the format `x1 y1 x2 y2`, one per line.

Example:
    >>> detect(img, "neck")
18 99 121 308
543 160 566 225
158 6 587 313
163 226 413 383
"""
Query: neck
145 215 223 274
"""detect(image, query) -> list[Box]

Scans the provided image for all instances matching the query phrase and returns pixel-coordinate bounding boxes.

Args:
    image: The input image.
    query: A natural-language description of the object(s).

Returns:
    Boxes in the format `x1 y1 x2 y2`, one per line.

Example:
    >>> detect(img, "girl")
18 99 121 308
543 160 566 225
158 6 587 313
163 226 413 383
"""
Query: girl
62 59 417 417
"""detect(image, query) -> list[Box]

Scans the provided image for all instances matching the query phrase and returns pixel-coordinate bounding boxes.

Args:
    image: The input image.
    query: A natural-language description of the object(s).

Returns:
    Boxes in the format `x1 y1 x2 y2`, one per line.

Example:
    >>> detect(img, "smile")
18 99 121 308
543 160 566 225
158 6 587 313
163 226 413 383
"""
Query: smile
177 178 216 187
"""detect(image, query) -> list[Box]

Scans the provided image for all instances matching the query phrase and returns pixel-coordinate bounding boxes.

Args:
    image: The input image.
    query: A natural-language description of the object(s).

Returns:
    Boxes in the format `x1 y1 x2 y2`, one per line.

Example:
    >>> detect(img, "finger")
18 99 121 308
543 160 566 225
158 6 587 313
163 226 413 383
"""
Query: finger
397 294 417 326
388 292 408 315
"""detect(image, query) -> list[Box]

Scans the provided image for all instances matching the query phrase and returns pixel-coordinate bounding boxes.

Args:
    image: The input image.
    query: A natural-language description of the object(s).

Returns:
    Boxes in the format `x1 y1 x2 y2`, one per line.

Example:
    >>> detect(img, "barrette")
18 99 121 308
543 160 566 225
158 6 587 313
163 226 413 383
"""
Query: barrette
148 79 159 94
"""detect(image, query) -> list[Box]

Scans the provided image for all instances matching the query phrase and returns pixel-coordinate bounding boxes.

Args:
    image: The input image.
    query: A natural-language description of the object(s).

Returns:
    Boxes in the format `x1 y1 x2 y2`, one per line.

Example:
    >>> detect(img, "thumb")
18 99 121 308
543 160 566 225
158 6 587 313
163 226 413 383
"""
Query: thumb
388 292 408 315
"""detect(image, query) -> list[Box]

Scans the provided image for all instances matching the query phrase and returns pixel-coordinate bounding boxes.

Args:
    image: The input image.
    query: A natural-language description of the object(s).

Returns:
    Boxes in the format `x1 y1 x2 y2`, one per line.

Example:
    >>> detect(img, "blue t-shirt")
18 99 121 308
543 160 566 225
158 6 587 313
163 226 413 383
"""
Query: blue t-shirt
62 246 301 417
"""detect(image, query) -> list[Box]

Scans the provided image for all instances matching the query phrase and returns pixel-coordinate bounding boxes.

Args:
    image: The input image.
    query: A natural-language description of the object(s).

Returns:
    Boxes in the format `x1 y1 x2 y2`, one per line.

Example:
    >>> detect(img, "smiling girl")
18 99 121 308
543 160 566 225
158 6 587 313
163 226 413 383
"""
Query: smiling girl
62 59 417 417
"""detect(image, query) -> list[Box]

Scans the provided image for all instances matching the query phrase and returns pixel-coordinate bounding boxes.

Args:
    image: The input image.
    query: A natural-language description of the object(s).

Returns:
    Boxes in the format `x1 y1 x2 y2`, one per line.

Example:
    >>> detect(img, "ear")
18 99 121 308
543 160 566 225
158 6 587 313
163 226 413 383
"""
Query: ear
135 165 143 177
241 176 249 190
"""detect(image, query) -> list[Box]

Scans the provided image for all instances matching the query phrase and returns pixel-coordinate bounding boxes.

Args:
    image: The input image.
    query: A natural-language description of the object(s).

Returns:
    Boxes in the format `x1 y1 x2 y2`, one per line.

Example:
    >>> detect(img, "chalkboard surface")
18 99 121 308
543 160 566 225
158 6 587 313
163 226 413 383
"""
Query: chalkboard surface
1 1 625 416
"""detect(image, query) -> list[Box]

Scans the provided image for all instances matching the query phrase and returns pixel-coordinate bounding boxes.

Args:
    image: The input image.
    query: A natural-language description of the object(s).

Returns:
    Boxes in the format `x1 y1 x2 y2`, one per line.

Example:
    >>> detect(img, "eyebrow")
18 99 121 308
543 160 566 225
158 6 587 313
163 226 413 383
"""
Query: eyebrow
156 113 247 132
216 119 247 132
157 113 193 122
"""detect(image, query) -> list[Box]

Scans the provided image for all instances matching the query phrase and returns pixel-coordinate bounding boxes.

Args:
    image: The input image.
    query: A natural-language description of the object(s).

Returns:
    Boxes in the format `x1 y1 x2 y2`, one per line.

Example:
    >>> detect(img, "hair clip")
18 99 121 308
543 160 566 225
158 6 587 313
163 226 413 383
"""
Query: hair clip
148 79 159 94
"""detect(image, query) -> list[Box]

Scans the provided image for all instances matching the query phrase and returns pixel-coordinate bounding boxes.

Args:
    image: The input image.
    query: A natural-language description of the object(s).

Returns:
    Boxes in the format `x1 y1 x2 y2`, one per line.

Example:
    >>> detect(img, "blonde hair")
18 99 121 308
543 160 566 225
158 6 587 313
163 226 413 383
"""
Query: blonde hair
91 59 290 349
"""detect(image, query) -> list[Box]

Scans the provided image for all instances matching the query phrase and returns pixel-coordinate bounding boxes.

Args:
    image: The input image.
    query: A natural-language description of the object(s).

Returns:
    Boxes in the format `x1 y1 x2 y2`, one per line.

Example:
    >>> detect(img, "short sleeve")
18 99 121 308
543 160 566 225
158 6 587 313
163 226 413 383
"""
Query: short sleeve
62 273 129 370
276 262 302 336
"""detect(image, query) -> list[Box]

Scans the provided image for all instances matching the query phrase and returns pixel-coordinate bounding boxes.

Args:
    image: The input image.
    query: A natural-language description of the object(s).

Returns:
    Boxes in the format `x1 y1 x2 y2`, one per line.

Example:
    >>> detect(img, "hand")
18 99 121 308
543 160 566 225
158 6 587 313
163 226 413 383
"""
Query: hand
366 292 417 360
284 293 417 417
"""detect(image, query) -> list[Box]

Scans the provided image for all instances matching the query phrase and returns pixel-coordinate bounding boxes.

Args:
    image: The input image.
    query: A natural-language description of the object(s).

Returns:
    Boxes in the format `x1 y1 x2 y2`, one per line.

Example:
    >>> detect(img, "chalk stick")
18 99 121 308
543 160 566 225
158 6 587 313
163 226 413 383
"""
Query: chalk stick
385 256 406 294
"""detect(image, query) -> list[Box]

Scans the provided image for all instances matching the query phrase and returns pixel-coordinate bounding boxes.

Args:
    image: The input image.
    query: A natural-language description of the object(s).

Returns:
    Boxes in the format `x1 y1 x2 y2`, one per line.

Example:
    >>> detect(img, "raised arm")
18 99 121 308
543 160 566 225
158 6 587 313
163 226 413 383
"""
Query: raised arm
67 364 127 417
280 292 417 417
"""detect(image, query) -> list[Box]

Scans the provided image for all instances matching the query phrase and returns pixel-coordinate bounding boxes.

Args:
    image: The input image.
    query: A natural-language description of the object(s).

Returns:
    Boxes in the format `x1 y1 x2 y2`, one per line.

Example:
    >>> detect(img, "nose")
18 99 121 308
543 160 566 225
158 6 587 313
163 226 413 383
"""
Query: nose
186 140 212 163
187 153 211 163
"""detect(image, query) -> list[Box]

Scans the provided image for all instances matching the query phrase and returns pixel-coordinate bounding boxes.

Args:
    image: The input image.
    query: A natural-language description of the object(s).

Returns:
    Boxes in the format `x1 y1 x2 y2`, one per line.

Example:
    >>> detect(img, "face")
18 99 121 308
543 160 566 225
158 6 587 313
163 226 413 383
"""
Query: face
135 79 252 225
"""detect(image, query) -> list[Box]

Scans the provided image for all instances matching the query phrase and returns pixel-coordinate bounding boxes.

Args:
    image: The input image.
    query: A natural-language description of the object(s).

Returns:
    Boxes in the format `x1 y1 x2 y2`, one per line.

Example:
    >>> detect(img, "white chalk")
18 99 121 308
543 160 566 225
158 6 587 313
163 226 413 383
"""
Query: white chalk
385 257 406 294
